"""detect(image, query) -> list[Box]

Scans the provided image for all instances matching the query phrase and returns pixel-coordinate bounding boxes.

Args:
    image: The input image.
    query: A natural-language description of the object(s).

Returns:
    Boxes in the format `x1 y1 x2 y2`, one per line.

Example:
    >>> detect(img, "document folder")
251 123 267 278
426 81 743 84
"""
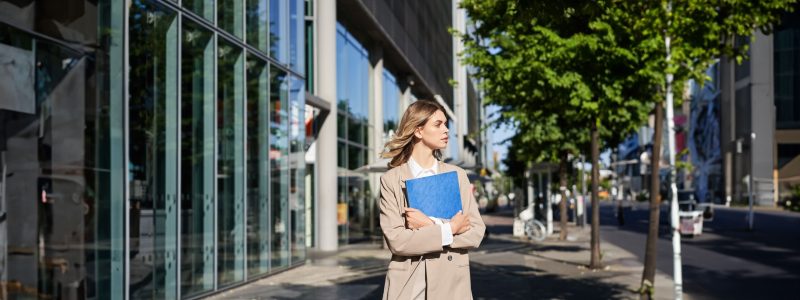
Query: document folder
405 171 462 219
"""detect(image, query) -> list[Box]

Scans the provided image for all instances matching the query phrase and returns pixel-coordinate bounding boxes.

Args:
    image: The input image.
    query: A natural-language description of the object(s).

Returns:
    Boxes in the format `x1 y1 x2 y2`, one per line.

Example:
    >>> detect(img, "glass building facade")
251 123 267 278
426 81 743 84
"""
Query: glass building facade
334 23 408 244
0 0 305 298
335 23 372 243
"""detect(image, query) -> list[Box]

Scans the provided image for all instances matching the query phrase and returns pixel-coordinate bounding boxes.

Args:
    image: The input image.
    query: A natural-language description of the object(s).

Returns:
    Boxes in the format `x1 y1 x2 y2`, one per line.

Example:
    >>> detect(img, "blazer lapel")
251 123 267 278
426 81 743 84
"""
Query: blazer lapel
398 162 412 189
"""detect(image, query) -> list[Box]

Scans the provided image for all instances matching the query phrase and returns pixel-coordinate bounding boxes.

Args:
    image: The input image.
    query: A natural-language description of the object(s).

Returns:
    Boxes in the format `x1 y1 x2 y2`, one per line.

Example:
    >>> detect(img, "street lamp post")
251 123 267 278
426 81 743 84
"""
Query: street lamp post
664 1 684 298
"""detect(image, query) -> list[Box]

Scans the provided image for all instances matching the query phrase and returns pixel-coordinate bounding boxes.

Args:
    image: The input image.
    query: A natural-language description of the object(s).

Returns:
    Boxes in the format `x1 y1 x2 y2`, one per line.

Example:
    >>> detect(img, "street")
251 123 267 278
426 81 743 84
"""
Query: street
598 201 800 300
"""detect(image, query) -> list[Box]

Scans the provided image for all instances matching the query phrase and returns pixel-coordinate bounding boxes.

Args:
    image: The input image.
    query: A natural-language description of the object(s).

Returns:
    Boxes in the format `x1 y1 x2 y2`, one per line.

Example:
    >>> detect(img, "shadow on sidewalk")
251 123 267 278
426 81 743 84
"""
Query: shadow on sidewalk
472 262 631 300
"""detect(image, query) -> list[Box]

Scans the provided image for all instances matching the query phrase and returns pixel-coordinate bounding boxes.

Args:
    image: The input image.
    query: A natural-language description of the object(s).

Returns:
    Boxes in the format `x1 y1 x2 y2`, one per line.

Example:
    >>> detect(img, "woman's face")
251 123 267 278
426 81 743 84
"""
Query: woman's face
415 109 449 150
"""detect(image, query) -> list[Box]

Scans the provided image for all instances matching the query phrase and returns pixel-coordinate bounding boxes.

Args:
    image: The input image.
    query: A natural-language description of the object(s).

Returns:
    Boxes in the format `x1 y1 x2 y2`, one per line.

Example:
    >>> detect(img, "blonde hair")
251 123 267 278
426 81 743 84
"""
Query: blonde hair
381 100 448 169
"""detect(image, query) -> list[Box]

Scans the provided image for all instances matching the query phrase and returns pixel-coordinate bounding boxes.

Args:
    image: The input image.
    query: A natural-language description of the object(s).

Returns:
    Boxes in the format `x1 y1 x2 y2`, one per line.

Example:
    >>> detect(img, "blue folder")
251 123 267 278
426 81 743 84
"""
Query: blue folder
405 171 462 219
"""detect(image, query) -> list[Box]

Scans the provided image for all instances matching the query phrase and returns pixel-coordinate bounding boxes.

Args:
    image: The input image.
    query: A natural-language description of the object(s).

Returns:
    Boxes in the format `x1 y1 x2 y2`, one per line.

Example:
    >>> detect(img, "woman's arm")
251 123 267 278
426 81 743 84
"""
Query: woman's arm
449 171 486 249
379 175 444 256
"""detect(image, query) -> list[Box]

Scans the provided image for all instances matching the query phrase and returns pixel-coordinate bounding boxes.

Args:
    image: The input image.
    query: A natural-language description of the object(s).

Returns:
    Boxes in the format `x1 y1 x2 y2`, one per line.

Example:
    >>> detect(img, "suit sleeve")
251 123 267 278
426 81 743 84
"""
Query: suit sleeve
379 174 444 256
449 170 486 249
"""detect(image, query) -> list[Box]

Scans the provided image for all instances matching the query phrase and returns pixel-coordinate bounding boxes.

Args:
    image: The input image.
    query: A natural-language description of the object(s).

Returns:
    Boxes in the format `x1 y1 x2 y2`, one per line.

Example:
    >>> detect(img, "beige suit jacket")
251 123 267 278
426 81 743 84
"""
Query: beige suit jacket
380 161 486 300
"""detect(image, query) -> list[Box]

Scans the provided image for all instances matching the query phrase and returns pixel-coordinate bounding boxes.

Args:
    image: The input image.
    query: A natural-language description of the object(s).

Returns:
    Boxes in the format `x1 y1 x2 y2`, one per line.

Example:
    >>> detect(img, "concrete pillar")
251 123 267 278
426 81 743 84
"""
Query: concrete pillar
316 0 338 251
720 51 735 206
370 47 385 157
401 86 412 111
452 0 468 164
749 30 776 206
369 47 384 235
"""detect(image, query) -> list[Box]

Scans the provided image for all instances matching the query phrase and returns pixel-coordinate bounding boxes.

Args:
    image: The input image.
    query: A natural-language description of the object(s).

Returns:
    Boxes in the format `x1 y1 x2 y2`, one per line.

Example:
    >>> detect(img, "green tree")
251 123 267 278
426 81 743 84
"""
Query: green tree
609 1 797 298
458 1 660 266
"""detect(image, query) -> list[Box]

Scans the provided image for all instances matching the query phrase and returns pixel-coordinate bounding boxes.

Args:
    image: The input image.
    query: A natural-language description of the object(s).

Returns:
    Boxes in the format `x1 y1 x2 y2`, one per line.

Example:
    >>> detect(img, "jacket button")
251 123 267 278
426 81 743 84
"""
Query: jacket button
447 255 453 261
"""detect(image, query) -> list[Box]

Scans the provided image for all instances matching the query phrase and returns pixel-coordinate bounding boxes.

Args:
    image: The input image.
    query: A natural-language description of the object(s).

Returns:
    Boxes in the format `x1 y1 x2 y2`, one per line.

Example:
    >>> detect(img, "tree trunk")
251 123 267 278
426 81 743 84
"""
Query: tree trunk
640 101 664 299
590 120 602 269
559 151 569 241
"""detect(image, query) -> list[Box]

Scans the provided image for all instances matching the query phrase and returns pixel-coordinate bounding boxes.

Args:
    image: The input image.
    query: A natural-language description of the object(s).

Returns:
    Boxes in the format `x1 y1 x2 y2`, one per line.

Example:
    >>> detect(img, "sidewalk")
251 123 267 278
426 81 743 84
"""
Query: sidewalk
206 210 681 300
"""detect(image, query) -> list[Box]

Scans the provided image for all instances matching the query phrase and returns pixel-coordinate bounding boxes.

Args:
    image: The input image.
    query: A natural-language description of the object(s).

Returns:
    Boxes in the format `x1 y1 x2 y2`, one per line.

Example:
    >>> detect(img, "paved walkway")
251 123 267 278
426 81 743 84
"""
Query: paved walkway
205 209 682 300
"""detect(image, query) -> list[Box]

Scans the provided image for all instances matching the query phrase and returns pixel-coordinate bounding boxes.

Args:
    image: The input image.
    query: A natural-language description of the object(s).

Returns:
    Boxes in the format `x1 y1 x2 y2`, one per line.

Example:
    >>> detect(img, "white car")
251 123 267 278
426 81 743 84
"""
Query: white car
678 200 704 236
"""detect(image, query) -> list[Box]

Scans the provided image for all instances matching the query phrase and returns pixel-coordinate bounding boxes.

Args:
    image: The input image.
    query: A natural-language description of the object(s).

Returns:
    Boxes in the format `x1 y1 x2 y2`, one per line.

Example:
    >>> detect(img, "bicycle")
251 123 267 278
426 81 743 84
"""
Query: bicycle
519 205 547 242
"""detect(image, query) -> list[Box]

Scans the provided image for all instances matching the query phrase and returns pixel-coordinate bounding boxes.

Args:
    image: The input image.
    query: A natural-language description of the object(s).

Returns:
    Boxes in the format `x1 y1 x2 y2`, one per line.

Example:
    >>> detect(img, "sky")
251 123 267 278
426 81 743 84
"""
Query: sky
485 105 612 172
486 104 515 172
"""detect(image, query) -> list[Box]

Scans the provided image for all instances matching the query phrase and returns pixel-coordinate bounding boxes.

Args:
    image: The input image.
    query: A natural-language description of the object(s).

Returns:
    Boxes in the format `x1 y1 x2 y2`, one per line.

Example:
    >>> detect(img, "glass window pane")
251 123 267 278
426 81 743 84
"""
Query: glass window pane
305 19 314 93
337 113 346 139
0 19 124 299
246 0 269 53
383 70 400 140
338 142 347 168
270 68 290 269
336 28 347 111
346 177 366 241
358 53 369 118
289 77 306 263
348 146 363 170
246 55 270 277
128 1 178 298
347 118 364 144
218 0 244 39
180 18 215 296
184 0 214 22
0 0 99 45
217 40 245 286
289 0 304 74
269 0 288 63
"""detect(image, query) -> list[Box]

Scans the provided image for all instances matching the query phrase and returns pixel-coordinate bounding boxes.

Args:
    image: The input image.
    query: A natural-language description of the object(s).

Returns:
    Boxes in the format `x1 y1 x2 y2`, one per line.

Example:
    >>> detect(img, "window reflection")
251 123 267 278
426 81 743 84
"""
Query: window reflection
289 76 305 263
128 1 178 298
246 56 270 276
246 0 269 53
0 0 98 45
184 0 214 22
218 0 244 39
217 39 245 286
269 0 287 62
270 68 289 269
383 70 401 142
335 23 373 244
289 0 304 73
180 19 215 296
0 21 121 299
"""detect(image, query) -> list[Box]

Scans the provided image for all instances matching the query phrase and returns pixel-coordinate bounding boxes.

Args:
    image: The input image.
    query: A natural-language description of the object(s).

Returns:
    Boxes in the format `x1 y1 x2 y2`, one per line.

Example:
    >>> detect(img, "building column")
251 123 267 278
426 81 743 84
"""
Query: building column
452 0 468 165
316 0 338 251
720 50 735 206
369 47 384 235
370 47 385 157
749 30 776 206
401 85 412 111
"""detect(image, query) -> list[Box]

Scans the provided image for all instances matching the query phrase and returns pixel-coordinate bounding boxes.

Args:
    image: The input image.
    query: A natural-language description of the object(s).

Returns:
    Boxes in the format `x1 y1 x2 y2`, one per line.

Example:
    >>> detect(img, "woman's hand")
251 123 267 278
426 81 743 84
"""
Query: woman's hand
404 207 434 229
449 211 471 235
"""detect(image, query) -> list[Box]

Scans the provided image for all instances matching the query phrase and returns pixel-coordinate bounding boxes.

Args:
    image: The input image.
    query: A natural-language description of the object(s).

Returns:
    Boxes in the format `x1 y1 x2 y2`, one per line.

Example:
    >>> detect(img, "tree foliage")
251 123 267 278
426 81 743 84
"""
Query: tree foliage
459 1 660 160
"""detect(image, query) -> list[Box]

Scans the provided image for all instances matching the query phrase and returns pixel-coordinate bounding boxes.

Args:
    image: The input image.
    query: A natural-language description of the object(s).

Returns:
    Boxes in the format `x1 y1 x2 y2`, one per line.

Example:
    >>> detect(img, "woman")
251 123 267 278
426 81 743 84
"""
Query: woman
379 100 485 300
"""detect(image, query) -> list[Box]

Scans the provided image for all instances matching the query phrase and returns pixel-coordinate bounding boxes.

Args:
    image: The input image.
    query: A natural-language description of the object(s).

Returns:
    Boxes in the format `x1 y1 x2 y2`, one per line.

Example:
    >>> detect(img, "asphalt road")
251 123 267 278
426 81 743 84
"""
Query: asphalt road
593 201 800 300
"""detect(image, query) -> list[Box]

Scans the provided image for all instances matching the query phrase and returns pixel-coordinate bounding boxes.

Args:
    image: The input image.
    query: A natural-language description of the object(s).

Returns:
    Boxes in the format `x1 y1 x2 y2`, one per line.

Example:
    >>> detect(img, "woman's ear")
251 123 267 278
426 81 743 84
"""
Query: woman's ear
414 127 422 139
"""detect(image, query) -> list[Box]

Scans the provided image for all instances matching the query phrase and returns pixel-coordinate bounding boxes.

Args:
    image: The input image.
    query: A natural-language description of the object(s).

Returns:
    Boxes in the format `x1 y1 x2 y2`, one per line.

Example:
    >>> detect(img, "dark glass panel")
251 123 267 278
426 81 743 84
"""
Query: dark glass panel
246 55 270 276
216 39 245 286
179 18 215 296
269 68 289 269
128 1 178 298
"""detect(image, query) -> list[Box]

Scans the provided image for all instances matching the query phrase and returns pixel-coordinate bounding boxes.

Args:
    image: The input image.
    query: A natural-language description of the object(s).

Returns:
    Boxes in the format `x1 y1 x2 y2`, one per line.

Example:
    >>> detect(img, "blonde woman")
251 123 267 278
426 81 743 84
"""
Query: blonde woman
379 100 485 300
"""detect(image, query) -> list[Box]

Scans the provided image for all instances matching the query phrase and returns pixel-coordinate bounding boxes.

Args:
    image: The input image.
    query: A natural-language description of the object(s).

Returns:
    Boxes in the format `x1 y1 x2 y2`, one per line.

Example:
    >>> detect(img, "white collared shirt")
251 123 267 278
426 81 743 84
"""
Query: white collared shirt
408 157 453 246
